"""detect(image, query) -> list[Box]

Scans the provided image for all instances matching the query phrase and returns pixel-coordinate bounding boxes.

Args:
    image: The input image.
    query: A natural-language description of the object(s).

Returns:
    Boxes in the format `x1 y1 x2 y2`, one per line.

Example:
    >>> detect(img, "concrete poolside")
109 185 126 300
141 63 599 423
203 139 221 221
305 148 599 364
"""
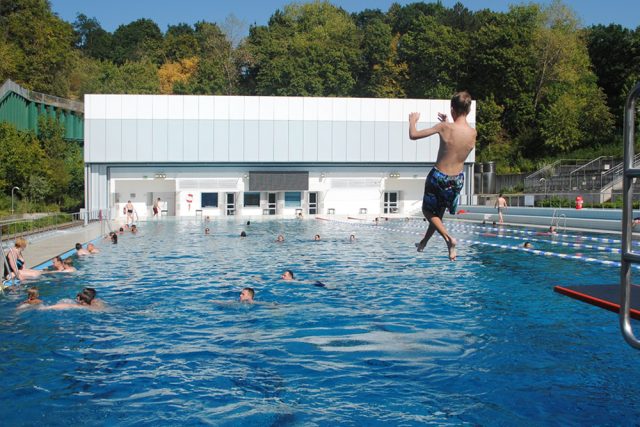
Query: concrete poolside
19 222 107 268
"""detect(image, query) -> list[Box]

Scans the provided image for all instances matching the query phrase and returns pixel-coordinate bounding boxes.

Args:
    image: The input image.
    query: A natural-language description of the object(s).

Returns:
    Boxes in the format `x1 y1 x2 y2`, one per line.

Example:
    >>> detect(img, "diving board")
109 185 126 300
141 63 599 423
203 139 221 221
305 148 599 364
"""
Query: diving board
554 284 640 320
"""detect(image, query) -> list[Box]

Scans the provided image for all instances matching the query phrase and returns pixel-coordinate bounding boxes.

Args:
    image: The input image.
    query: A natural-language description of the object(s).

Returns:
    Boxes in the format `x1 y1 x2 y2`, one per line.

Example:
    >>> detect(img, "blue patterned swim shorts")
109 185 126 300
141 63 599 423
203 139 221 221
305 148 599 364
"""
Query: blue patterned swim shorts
422 167 464 216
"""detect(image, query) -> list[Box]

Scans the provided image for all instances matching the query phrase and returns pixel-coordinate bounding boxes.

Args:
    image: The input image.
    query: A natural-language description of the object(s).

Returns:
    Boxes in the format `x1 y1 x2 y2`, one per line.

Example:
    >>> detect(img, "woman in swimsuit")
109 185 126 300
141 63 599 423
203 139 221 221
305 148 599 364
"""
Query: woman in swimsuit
3 238 42 281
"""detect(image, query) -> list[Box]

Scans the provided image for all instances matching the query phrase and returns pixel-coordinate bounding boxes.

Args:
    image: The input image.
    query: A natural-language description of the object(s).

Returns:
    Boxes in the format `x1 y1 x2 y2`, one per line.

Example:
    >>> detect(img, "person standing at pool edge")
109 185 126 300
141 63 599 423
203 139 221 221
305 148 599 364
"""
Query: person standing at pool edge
495 193 507 224
409 91 476 261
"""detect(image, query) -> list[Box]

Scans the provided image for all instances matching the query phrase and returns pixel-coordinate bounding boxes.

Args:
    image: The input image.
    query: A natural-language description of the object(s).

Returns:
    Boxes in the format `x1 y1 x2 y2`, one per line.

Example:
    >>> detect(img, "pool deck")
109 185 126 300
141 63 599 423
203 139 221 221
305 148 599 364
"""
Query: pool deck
18 222 107 269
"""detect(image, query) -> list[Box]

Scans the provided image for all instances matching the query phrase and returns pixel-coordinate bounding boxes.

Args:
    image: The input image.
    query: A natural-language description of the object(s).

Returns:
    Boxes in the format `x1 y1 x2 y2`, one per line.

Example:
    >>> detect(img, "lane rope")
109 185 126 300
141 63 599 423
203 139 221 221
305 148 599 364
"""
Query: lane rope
324 218 636 271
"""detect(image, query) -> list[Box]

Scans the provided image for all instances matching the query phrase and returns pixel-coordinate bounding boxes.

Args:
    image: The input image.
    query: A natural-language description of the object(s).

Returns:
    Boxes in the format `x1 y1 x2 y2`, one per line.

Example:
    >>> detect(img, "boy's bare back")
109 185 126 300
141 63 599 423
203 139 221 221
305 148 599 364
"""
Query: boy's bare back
409 111 476 176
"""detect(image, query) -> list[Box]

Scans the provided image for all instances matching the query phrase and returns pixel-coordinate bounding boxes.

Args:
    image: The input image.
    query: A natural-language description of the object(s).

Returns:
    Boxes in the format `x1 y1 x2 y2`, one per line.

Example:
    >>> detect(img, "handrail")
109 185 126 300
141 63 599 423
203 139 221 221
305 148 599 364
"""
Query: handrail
620 81 640 349
525 160 562 180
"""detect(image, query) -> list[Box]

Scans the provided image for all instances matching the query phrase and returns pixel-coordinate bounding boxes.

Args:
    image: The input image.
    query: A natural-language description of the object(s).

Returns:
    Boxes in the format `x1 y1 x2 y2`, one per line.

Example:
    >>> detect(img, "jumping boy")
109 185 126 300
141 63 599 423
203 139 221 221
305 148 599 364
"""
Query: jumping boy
409 91 476 261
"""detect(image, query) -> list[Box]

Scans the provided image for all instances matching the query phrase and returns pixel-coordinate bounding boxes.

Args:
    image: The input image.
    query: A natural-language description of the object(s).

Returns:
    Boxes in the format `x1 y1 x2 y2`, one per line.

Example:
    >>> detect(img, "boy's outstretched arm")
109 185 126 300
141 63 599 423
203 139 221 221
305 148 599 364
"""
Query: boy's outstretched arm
408 112 446 140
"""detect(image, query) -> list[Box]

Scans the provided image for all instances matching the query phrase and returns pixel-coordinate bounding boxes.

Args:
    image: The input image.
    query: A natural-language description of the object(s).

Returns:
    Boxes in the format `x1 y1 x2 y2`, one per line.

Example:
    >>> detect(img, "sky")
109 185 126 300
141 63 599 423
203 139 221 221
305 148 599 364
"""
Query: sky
49 0 637 34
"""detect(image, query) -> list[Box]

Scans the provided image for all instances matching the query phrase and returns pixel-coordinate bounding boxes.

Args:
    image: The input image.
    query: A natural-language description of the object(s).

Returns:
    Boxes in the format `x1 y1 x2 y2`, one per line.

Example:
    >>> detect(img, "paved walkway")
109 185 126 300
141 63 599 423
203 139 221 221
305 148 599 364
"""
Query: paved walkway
17 222 109 268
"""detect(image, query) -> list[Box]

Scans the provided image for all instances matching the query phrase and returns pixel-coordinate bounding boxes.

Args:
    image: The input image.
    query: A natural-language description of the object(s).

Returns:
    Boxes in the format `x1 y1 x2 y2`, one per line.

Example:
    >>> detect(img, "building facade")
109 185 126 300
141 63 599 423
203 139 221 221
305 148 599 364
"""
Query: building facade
84 94 475 219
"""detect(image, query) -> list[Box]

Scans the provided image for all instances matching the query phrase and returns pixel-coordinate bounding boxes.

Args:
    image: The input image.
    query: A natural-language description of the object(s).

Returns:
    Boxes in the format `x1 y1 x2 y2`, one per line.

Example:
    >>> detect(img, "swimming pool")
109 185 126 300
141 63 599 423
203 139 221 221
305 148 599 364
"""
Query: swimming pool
1 218 639 425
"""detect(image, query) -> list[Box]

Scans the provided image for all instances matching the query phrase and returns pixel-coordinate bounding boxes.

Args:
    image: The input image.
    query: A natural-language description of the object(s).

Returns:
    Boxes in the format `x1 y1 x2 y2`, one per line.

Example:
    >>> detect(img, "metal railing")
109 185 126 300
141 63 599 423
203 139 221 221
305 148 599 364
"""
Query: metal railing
620 81 640 349
0 210 105 242
476 191 640 209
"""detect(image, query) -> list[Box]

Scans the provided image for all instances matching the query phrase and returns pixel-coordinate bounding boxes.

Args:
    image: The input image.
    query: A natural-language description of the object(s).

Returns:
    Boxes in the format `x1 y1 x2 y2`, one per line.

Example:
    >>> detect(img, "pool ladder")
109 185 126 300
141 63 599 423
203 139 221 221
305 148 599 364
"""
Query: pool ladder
550 210 566 232
620 81 640 349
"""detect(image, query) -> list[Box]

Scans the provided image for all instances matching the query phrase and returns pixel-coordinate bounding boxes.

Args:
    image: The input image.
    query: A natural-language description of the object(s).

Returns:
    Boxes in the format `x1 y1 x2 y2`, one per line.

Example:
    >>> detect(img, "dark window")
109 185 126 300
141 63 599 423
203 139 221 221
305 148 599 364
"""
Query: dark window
244 192 260 207
201 192 218 208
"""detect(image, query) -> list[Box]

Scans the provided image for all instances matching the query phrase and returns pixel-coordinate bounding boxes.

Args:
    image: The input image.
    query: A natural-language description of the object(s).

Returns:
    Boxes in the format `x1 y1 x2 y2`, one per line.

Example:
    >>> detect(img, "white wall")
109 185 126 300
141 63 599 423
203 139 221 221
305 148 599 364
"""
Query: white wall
85 94 476 164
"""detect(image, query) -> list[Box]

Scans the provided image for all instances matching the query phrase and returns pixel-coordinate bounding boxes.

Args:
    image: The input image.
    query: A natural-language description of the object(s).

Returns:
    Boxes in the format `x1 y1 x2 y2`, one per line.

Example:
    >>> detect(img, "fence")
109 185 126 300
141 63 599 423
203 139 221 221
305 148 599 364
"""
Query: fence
475 191 640 209
0 210 106 242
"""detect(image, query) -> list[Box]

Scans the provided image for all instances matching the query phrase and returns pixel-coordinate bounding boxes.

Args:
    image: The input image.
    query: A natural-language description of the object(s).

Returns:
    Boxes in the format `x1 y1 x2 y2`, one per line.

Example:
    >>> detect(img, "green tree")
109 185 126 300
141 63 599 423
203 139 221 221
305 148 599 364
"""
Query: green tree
586 24 640 128
0 0 76 96
532 1 614 152
164 23 199 62
246 1 362 96
399 14 468 98
0 123 47 194
73 13 113 60
111 18 163 65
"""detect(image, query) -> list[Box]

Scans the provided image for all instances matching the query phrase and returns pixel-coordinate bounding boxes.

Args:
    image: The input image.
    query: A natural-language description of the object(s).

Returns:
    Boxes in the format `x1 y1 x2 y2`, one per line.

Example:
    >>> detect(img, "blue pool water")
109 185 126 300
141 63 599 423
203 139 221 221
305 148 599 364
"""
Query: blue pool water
1 218 639 425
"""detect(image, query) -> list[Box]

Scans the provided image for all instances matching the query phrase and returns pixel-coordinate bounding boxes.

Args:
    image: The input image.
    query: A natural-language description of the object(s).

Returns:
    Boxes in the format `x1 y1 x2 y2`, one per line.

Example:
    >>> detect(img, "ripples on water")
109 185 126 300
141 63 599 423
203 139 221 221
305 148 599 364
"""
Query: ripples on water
0 218 639 425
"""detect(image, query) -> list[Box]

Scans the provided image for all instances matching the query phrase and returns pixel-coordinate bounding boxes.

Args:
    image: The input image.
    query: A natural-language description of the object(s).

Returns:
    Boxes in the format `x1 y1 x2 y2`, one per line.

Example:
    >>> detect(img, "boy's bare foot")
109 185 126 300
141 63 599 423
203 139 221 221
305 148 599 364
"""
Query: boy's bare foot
447 237 457 261
415 241 427 252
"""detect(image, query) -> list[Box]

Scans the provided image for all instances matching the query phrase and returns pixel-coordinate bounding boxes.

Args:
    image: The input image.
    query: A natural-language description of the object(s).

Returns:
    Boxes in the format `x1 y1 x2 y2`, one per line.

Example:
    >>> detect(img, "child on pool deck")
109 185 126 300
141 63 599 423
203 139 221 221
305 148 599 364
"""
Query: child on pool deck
409 91 476 261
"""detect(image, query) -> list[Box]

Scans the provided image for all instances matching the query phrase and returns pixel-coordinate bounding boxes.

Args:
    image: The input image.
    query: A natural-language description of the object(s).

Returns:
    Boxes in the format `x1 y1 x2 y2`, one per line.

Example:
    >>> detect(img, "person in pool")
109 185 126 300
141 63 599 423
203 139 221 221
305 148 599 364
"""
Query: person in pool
75 243 90 256
276 234 285 242
22 287 43 305
87 243 100 254
313 234 321 241
280 270 327 287
239 287 255 303
46 256 76 273
44 288 105 311
3 238 42 282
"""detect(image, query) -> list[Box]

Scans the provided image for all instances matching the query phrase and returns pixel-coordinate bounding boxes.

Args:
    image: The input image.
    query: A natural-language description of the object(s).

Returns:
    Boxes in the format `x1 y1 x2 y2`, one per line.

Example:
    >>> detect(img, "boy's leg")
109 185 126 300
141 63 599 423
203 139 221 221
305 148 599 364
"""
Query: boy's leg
423 210 457 261
416 222 436 252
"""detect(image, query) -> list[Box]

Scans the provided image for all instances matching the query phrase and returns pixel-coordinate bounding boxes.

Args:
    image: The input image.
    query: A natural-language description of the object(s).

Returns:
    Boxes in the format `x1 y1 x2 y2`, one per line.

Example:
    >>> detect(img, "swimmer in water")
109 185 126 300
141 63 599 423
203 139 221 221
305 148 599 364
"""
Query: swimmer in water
349 234 356 242
240 231 247 237
205 227 211 235
523 241 533 249
75 243 90 256
313 234 321 241
22 287 42 305
87 243 100 254
44 288 105 311
46 256 76 273
239 287 255 303
276 234 285 242
280 270 327 287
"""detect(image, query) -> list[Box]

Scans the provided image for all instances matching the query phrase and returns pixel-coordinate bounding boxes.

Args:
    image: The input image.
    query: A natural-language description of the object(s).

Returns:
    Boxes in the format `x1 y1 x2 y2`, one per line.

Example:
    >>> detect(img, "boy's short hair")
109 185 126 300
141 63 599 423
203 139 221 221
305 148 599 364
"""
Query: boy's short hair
75 243 82 250
27 287 39 298
243 287 255 298
451 91 472 116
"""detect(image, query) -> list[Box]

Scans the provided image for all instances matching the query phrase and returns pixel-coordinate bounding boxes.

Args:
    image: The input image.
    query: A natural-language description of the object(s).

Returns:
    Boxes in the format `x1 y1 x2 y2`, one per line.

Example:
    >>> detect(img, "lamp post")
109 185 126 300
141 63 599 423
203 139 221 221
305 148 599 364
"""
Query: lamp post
11 186 20 215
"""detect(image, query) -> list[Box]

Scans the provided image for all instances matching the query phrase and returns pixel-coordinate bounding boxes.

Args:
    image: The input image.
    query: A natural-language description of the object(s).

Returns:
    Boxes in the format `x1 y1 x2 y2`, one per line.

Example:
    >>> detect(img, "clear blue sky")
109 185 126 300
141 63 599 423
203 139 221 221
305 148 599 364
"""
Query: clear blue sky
49 0 638 33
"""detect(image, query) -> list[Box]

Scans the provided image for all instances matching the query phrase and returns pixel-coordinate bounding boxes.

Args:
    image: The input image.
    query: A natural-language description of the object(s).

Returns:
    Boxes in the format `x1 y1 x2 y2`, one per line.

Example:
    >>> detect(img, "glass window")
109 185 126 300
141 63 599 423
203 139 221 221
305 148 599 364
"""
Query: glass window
201 192 218 208
285 192 301 208
244 192 260 207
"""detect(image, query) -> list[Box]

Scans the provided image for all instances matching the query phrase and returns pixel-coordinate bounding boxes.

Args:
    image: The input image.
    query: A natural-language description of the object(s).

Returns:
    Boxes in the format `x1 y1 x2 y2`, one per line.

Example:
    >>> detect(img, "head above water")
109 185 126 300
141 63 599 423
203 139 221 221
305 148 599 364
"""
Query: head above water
450 91 472 118
75 243 83 250
240 231 247 237
314 234 321 241
76 287 96 305
27 287 39 299
240 287 255 303
276 234 284 242
281 270 294 281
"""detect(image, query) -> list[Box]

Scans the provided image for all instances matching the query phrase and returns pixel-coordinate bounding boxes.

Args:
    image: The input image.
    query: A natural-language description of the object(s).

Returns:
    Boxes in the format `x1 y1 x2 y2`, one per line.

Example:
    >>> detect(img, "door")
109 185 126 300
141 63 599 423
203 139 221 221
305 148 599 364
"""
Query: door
308 192 318 215
383 192 398 214
226 193 235 216
268 192 277 215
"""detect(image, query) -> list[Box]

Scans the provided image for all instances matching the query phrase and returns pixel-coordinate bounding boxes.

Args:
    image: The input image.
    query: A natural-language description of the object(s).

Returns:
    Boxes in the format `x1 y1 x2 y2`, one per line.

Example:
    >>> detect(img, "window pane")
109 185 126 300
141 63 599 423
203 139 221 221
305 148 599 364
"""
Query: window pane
284 192 301 207
201 193 218 208
244 192 260 207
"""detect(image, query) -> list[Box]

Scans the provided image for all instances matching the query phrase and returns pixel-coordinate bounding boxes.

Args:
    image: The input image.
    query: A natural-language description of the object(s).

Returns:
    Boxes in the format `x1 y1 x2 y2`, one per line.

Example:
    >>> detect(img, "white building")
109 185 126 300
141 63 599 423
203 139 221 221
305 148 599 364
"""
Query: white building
84 94 475 219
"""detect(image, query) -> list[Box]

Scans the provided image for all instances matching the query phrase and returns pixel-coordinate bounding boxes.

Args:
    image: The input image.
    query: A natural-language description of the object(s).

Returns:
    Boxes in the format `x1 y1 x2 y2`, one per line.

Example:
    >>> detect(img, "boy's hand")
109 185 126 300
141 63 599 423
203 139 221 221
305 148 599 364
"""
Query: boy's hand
437 112 447 122
409 112 420 124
